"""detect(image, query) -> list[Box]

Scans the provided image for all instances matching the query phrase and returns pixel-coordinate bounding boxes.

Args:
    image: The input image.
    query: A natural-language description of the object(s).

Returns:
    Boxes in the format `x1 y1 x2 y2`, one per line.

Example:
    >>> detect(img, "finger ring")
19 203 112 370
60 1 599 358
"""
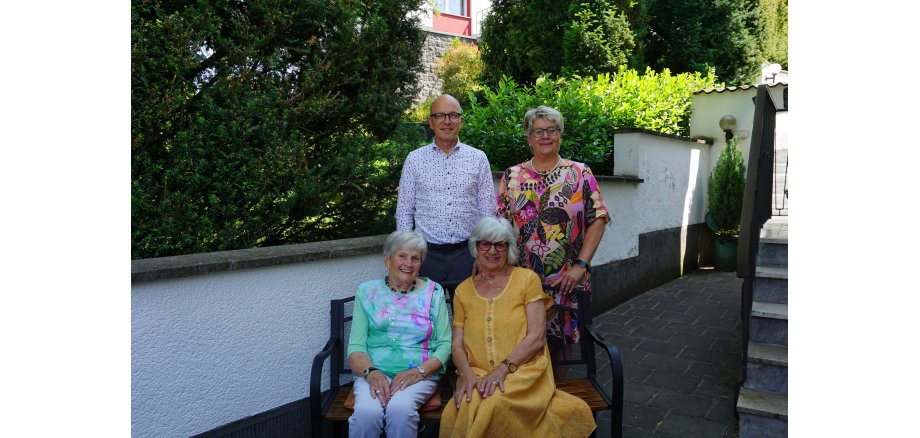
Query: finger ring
375 389 380 393
493 381 499 384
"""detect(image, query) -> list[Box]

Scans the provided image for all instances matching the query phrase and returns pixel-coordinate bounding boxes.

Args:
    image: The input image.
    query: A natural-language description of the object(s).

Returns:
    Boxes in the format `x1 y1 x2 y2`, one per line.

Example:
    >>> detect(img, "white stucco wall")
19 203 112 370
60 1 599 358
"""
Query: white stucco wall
595 132 711 266
132 254 383 438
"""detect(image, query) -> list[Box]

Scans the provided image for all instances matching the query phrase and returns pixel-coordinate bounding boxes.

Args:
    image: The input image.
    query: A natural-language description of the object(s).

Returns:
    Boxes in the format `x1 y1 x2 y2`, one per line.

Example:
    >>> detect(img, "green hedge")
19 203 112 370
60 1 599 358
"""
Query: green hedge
462 67 718 174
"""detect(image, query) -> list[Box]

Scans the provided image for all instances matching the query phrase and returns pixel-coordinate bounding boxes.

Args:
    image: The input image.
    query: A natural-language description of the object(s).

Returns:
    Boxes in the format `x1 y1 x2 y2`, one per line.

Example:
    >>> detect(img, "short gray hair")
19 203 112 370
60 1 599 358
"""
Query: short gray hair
383 230 427 261
523 105 564 135
468 217 519 265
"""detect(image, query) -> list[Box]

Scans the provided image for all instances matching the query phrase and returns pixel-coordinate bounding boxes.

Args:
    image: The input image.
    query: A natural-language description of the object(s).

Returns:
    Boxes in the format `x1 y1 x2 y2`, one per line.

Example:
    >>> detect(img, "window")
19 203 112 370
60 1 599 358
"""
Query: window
435 0 466 16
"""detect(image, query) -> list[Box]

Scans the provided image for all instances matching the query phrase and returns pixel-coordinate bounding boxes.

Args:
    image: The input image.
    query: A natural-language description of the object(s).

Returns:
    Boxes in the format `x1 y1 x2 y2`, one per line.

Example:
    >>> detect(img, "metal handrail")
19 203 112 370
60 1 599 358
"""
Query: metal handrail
734 85 777 410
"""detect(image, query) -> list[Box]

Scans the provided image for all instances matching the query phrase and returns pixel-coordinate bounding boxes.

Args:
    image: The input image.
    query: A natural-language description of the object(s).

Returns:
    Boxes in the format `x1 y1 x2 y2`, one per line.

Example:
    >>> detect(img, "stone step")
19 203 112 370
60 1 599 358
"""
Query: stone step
737 386 787 419
745 343 788 393
748 342 787 367
753 276 787 304
749 302 787 346
752 302 787 320
739 411 789 437
757 241 787 268
755 266 787 280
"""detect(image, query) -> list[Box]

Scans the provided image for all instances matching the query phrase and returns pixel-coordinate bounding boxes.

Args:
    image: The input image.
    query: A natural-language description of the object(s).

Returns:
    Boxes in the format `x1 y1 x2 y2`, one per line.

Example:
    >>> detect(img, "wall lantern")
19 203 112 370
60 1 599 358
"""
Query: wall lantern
719 115 737 142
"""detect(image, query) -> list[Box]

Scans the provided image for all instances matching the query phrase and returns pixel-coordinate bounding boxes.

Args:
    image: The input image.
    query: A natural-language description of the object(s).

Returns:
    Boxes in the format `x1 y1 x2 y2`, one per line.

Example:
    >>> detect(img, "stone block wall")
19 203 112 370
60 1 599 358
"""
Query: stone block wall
413 30 478 107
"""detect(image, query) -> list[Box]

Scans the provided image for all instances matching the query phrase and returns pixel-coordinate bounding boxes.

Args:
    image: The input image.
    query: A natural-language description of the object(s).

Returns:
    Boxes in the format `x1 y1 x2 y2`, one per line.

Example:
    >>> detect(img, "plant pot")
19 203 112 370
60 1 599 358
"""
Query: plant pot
713 235 738 272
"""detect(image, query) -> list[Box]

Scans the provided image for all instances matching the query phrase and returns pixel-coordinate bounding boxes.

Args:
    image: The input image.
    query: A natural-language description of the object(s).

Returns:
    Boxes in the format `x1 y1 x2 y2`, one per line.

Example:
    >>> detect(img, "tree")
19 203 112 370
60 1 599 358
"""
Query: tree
132 0 426 258
641 0 763 84
758 0 788 68
479 0 635 86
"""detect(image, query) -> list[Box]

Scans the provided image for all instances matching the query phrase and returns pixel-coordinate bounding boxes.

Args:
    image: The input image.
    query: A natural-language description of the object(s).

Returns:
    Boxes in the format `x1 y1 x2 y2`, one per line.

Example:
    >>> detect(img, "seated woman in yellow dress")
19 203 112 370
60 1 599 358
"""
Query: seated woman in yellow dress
439 217 595 437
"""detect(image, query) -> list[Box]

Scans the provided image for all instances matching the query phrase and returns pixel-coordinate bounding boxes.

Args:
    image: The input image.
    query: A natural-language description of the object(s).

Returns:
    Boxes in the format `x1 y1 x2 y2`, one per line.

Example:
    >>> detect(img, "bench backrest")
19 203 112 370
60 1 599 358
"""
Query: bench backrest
324 287 597 390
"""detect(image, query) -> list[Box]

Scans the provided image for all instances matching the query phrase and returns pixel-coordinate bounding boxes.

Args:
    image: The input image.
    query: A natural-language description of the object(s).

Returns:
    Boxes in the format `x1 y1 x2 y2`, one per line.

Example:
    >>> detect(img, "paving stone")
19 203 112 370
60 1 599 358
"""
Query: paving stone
622 363 655 384
636 339 689 358
624 382 661 404
669 332 715 349
655 302 691 313
605 334 645 351
619 349 650 367
705 394 738 423
659 310 699 324
629 325 677 342
642 369 701 394
651 388 715 417
679 345 725 364
623 401 670 431
626 307 666 319
654 413 730 437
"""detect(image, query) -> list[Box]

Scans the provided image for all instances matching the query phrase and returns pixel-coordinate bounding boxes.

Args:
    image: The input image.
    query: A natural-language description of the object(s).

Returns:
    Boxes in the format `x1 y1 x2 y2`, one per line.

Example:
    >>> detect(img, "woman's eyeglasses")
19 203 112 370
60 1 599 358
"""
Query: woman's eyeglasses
477 240 508 252
529 127 559 138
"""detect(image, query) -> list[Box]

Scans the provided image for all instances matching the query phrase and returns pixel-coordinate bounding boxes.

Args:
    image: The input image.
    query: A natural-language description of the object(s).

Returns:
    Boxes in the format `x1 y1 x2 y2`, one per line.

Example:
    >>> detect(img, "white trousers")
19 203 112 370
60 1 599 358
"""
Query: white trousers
348 375 438 438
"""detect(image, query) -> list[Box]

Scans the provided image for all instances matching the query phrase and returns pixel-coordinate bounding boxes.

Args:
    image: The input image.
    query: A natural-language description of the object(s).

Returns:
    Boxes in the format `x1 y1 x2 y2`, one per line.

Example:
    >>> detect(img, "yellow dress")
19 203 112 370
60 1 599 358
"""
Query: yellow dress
439 267 596 437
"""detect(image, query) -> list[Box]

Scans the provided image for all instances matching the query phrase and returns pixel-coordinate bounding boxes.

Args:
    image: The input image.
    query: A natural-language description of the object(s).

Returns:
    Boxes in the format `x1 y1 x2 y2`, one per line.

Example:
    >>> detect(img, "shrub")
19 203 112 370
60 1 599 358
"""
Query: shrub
708 137 746 236
435 38 485 107
462 67 717 174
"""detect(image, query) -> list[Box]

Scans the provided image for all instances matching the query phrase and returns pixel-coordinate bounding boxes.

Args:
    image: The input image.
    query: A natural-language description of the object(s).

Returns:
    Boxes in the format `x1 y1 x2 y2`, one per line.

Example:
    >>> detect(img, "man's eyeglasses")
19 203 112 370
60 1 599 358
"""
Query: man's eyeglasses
477 240 509 252
430 112 462 122
530 127 560 138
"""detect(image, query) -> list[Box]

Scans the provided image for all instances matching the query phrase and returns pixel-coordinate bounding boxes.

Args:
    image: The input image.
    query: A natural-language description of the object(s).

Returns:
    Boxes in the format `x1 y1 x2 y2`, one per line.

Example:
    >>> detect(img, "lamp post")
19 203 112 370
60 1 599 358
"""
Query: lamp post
719 115 736 142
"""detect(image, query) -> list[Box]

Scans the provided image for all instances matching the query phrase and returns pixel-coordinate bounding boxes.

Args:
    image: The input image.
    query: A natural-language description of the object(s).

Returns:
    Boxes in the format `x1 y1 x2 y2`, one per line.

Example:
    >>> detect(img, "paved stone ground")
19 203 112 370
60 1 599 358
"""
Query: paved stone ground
591 268 744 437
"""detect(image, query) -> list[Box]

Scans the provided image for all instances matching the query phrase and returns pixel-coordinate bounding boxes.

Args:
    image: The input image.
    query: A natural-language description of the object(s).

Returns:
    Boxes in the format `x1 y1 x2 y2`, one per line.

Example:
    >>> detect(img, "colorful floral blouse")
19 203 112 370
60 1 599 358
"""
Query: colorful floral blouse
496 159 610 344
346 278 452 379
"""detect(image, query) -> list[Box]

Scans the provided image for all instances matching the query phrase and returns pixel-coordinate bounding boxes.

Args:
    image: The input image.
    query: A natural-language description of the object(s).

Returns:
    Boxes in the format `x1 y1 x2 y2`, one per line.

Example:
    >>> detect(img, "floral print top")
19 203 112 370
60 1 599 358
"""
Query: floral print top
346 278 452 379
497 159 610 290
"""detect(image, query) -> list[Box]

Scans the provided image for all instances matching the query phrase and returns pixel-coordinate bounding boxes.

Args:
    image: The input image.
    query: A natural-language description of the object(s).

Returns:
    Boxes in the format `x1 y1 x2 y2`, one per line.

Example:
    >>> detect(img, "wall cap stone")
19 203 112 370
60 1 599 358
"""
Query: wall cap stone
614 128 714 145
132 235 386 283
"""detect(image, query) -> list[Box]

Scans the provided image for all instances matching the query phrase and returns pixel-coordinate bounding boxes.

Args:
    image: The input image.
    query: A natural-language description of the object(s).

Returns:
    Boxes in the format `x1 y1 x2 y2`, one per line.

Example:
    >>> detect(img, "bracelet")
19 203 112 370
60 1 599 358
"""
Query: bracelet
363 367 379 377
573 258 590 269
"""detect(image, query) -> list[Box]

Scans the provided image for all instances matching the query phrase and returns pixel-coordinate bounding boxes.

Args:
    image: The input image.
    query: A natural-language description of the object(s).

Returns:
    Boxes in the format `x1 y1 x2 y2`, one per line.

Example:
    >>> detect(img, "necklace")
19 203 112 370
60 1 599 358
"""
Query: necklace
481 268 510 284
385 275 414 294
530 156 562 177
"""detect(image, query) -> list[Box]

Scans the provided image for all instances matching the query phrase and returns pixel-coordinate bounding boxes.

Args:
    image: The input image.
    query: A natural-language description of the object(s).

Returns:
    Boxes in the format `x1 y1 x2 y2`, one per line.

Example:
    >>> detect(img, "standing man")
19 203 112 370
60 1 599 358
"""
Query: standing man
396 94 495 295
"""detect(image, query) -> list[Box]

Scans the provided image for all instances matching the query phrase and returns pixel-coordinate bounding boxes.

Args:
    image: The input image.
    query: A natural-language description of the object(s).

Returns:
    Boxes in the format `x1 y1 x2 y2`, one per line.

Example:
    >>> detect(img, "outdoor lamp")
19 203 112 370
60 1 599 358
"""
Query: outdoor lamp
719 115 736 142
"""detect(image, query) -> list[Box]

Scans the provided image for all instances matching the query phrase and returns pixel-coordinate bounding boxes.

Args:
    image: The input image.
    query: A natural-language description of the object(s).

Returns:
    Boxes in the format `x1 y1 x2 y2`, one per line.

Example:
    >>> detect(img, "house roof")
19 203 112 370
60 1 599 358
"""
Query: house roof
694 82 788 95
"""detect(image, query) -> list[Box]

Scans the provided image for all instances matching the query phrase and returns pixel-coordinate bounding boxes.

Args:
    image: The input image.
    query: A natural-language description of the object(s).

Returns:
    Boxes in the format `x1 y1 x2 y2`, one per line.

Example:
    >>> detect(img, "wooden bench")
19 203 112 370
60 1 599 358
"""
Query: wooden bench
310 289 624 437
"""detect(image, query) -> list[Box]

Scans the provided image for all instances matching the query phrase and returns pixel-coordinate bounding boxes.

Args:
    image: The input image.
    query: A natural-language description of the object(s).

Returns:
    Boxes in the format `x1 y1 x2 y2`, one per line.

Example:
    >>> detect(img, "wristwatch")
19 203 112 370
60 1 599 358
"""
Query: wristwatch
573 258 590 269
417 366 427 377
501 359 518 373
363 367 379 377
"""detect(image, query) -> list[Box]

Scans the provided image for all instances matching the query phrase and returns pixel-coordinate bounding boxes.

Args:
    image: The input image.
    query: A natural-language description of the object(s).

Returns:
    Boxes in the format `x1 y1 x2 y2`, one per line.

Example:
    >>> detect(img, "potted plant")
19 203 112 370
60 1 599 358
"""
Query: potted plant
707 137 746 271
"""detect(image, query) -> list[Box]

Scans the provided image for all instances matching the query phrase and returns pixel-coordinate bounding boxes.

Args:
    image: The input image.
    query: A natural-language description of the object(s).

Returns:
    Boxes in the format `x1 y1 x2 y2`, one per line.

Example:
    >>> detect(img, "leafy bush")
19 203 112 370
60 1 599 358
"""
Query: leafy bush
708 137 746 236
462 67 717 174
132 0 428 259
435 38 485 108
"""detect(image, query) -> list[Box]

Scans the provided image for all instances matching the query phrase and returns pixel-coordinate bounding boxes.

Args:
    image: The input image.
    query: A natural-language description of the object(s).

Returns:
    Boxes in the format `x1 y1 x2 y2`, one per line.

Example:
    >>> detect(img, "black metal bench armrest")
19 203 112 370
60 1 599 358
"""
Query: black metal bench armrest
583 323 624 438
309 338 337 437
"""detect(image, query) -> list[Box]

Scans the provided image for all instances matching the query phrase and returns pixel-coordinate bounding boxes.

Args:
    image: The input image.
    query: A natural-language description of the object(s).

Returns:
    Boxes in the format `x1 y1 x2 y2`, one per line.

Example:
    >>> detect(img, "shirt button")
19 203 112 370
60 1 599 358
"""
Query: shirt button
488 299 493 304
486 316 492 321
487 336 492 342
490 360 495 365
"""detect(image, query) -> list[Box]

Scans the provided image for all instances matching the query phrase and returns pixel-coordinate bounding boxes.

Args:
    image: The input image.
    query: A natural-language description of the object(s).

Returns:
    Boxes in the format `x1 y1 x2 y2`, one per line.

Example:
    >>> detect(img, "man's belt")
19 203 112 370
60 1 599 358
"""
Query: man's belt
427 240 469 251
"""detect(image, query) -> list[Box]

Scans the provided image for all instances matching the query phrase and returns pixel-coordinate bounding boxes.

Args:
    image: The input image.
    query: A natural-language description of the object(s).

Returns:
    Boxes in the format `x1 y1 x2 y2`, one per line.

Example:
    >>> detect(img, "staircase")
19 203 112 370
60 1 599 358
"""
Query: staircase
736 217 788 436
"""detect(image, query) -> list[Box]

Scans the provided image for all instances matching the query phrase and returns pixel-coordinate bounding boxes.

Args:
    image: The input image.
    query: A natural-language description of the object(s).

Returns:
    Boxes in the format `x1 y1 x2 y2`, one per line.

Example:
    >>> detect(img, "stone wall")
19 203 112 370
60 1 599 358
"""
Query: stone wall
413 30 478 107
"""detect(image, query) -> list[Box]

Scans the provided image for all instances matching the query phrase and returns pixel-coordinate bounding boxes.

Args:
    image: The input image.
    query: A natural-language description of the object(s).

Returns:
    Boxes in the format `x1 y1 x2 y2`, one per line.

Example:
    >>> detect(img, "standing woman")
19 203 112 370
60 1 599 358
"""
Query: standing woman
496 105 610 375
346 230 452 438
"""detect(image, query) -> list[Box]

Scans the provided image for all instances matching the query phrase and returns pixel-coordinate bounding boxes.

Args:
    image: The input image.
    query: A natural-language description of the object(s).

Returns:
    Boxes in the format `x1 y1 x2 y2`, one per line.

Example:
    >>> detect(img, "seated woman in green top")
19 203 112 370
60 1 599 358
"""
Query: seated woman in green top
346 230 452 437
